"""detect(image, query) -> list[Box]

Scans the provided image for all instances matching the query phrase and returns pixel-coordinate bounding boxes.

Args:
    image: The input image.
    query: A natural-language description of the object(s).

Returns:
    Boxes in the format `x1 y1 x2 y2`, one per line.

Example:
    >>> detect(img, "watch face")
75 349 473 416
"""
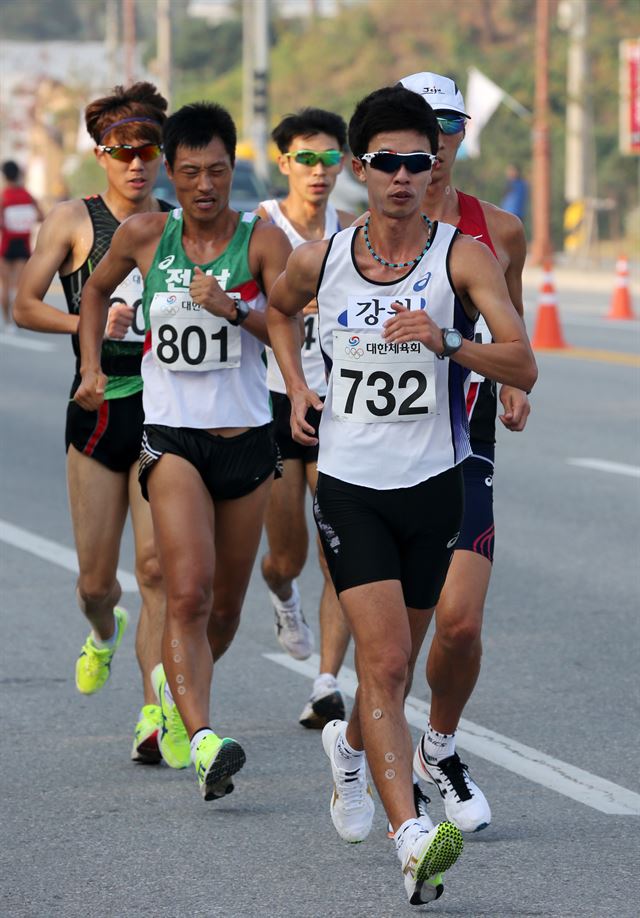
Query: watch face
445 329 462 348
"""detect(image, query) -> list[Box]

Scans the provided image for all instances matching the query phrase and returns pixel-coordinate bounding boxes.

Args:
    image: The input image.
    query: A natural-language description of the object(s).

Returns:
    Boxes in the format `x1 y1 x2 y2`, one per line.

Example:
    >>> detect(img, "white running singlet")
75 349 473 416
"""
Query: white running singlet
316 222 474 489
261 198 340 397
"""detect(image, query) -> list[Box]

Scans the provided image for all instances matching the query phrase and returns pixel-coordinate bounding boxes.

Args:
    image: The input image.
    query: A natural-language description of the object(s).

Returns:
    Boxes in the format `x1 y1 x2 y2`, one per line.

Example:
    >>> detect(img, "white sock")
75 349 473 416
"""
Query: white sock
394 818 423 861
270 579 299 610
313 672 338 696
334 730 364 770
422 722 456 764
92 615 119 649
190 728 214 763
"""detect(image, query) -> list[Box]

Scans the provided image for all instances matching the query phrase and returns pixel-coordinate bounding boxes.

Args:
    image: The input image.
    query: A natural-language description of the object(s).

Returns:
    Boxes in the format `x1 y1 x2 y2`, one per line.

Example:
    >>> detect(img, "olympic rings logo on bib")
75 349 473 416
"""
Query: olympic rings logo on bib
160 295 179 316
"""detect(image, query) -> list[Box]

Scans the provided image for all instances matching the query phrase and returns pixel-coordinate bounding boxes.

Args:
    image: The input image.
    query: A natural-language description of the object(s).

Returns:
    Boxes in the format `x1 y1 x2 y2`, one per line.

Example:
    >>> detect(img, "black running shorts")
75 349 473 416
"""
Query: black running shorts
138 422 277 502
271 391 323 464
2 238 31 261
65 388 144 473
456 441 495 563
313 465 464 609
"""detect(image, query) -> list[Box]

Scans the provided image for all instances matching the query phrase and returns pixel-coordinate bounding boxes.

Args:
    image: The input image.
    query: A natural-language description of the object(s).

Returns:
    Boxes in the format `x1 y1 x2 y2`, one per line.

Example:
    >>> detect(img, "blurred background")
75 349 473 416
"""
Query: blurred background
1 0 638 264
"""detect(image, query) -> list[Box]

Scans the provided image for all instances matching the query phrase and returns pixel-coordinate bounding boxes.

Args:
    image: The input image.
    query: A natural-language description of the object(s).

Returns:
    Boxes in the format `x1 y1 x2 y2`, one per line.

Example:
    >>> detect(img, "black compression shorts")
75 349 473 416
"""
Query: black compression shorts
313 465 464 609
457 441 495 562
138 422 277 502
65 388 143 474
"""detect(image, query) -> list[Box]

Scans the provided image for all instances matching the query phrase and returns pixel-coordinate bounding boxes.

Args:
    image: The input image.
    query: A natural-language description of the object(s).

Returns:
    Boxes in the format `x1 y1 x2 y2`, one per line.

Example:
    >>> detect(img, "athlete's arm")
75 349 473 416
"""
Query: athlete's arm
248 220 292 345
383 236 537 393
486 206 532 431
74 220 140 410
13 201 82 334
267 240 327 444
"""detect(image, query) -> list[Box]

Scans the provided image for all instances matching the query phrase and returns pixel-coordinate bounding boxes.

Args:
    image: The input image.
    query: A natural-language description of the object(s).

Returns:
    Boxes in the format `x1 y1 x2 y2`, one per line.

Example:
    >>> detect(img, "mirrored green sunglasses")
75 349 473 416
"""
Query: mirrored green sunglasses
284 149 342 167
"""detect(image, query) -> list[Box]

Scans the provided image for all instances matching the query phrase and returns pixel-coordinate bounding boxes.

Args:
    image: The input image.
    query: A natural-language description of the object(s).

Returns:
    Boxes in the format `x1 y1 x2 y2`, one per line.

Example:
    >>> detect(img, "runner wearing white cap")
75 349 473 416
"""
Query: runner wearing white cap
398 71 531 834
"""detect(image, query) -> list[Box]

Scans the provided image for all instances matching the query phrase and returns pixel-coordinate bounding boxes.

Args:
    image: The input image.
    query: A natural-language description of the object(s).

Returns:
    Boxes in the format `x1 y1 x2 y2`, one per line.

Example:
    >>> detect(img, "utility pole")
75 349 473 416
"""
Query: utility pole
105 0 119 89
242 0 254 143
251 1 270 182
559 0 593 260
530 0 553 265
157 0 172 107
123 0 136 87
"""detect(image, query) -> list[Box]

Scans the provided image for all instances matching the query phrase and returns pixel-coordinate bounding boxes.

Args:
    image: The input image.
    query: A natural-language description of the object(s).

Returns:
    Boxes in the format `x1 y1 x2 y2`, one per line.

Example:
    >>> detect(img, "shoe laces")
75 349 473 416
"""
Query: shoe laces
276 605 305 633
433 753 473 802
168 701 187 738
336 763 368 812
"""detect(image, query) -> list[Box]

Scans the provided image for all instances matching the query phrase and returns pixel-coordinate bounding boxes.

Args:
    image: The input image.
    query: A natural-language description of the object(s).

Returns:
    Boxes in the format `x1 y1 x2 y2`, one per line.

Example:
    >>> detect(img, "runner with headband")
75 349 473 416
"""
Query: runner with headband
397 71 530 835
257 107 353 728
14 82 170 764
76 101 291 801
267 85 536 907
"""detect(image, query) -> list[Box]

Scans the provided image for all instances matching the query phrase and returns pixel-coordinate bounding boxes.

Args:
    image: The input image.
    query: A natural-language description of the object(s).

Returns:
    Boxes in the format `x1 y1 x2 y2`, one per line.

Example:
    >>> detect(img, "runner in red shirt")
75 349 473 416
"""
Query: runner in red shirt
0 160 42 328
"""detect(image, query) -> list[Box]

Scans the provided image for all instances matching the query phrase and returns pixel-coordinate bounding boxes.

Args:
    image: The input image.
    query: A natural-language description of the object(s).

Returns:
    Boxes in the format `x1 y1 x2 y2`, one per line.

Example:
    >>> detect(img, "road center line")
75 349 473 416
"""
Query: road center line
264 652 640 816
0 519 139 592
567 458 640 478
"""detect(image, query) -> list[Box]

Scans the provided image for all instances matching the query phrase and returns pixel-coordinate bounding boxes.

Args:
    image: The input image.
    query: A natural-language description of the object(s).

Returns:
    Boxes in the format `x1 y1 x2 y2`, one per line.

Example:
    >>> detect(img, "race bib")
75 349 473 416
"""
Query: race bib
302 312 321 360
149 291 242 372
107 269 145 343
331 330 437 423
344 294 427 329
3 203 37 234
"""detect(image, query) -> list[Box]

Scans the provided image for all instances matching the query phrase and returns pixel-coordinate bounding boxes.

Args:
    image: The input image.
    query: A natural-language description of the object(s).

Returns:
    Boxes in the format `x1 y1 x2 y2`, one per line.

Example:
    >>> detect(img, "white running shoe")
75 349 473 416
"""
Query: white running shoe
399 820 463 905
299 674 346 729
414 738 491 833
322 719 374 843
270 580 314 660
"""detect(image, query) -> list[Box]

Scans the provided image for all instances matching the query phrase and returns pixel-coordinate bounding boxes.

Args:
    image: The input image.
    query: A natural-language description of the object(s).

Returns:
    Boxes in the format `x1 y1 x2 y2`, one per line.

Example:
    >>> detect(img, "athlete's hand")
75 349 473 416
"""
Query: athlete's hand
289 386 323 445
498 385 530 431
190 266 236 320
105 302 134 340
382 301 444 354
74 369 108 412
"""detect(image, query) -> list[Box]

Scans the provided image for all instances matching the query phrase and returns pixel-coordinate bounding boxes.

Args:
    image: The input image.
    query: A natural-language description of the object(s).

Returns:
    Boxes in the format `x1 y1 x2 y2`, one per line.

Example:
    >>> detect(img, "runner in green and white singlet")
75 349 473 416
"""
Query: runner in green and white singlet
76 102 292 802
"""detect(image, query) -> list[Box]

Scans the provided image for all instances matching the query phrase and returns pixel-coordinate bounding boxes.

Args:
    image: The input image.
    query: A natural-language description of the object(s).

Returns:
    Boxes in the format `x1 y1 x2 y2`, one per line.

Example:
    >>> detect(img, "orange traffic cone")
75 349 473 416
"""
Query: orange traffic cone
606 255 635 320
531 261 568 349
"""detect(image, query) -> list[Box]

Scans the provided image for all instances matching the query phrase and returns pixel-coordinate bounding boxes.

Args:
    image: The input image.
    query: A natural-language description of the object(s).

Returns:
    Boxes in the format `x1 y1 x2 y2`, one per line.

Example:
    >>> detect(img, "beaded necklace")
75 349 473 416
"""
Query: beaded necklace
363 213 433 269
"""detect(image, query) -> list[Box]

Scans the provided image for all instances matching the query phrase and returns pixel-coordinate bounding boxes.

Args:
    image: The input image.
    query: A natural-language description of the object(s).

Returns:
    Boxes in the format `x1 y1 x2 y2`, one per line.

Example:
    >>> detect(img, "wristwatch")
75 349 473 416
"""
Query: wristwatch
228 298 250 326
437 327 463 359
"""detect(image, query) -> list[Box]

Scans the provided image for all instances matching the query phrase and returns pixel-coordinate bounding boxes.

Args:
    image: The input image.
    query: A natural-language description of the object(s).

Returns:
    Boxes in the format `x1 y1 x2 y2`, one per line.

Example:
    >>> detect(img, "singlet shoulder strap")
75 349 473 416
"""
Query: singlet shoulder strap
456 190 497 258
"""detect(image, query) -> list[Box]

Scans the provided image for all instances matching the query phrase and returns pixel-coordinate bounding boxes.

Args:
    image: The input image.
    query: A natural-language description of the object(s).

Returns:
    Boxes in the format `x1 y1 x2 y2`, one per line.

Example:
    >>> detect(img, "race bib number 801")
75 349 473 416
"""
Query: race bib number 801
149 292 242 372
331 330 437 423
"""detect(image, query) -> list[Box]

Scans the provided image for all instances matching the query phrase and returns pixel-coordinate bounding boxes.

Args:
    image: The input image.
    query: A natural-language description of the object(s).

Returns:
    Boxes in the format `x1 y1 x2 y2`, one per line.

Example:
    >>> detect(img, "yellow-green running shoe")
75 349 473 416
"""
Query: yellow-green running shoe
75 606 129 695
131 704 162 764
194 732 246 801
402 820 464 905
151 663 191 769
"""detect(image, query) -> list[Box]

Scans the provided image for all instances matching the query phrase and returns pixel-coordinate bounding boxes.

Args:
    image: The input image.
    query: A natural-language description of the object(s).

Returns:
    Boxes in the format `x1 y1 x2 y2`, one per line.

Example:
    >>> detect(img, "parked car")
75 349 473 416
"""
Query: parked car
153 158 269 213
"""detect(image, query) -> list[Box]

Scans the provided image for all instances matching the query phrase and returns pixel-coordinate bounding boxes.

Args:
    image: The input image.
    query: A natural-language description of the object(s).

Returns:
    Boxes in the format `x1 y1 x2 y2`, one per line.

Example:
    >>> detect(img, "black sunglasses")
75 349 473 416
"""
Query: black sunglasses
359 151 437 174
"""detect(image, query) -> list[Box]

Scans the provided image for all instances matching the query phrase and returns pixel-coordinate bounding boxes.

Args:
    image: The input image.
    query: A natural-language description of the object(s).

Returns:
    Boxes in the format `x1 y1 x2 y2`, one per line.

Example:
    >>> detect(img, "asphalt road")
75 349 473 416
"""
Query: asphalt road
1 284 639 918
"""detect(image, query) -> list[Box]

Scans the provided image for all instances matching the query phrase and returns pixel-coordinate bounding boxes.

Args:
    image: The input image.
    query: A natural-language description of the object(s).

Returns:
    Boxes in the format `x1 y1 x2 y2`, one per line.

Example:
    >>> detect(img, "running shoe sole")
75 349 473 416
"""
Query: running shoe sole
202 739 246 802
412 822 463 898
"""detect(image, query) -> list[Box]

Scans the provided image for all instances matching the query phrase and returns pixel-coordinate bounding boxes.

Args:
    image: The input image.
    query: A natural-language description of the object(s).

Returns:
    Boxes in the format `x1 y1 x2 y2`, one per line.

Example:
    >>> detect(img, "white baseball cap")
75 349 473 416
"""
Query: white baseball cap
399 71 470 118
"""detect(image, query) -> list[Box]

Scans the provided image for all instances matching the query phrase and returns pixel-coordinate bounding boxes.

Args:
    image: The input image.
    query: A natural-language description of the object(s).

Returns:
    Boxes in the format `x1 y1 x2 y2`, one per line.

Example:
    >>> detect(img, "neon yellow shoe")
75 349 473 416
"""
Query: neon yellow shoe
151 663 191 769
131 704 162 764
194 732 246 801
75 606 129 695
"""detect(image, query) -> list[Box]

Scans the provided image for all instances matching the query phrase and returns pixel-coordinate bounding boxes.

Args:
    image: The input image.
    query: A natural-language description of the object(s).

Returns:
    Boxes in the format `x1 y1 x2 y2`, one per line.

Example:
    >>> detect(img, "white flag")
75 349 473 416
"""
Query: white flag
463 67 505 158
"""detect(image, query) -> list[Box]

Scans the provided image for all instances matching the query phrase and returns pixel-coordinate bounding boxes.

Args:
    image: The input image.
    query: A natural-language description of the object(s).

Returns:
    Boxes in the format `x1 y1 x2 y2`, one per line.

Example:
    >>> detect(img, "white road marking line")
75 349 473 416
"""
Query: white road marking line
265 652 640 816
0 333 56 351
567 458 640 478
0 519 139 592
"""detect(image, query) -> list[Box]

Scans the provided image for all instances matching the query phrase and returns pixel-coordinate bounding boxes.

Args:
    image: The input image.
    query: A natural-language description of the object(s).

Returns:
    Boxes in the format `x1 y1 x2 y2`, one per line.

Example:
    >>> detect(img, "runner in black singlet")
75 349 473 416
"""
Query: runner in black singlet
14 83 171 765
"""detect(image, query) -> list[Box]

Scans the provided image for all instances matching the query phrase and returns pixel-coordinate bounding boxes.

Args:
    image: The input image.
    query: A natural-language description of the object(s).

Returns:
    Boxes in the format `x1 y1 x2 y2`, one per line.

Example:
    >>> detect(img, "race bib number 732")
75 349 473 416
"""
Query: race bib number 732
331 330 437 423
149 292 242 372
